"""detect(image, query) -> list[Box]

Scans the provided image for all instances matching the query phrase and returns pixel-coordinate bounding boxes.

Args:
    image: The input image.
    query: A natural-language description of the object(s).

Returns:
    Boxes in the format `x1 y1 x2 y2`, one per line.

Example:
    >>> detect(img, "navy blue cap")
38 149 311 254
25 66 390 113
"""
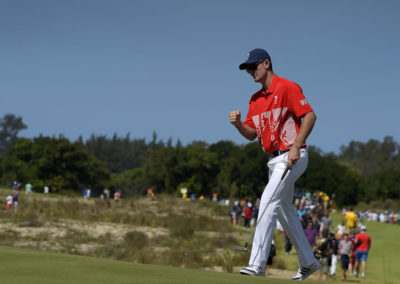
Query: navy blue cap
239 48 271 70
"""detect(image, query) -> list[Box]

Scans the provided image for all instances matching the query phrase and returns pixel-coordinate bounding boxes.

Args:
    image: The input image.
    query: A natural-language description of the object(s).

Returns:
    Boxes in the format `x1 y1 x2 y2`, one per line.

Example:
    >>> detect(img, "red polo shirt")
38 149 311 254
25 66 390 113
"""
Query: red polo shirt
244 75 313 153
355 233 371 251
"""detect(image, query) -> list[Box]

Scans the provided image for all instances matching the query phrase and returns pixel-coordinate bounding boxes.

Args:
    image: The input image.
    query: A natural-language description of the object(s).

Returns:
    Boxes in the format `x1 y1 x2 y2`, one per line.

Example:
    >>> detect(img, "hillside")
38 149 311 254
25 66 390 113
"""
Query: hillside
0 189 399 283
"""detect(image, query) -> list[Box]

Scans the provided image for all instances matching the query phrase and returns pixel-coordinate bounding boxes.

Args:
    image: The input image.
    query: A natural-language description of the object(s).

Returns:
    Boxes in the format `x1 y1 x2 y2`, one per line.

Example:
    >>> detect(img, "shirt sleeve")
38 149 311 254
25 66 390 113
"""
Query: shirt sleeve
287 83 313 118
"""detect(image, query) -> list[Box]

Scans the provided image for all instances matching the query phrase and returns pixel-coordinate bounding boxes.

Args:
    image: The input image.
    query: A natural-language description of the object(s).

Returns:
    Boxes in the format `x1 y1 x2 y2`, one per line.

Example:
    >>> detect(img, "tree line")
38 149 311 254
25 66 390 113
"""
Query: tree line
0 114 399 207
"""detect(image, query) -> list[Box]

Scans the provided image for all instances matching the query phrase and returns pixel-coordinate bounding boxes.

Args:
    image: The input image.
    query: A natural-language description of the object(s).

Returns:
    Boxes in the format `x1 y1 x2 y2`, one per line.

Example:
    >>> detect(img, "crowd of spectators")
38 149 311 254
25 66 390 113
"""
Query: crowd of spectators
229 190 385 281
341 208 400 225
276 191 340 280
229 199 260 228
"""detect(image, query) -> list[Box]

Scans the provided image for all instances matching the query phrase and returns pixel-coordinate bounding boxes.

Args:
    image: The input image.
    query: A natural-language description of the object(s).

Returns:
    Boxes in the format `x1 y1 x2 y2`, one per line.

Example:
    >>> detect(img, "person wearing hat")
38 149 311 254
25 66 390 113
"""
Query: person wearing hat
353 225 371 278
230 48 319 280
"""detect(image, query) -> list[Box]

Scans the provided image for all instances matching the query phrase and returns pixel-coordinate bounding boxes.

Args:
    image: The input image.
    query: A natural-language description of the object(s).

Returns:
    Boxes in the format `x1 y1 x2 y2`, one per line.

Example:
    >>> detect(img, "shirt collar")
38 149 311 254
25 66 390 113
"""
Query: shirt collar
260 74 279 96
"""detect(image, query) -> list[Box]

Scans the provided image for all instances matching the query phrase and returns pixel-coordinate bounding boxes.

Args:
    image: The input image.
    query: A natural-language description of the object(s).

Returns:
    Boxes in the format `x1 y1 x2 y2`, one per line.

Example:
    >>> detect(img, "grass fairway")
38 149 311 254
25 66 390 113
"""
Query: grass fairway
1 220 399 284
361 219 399 284
0 245 294 284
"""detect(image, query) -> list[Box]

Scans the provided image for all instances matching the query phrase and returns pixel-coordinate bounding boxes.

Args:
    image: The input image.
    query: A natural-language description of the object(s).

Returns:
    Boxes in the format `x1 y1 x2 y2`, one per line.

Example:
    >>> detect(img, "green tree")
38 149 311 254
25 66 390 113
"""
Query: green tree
363 170 400 201
2 137 110 193
214 142 268 200
181 142 219 196
339 136 400 177
111 167 148 197
0 114 27 156
297 149 363 207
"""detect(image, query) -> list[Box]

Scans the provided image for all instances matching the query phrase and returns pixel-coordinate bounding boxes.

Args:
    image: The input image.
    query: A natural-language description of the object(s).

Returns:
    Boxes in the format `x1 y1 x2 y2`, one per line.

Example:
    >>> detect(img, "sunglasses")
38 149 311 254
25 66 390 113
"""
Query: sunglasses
246 60 266 71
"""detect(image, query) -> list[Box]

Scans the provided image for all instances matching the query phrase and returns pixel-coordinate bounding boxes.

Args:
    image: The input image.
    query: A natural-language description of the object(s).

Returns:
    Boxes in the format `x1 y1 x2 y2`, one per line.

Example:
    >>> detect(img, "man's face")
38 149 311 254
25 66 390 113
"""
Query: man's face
246 60 269 82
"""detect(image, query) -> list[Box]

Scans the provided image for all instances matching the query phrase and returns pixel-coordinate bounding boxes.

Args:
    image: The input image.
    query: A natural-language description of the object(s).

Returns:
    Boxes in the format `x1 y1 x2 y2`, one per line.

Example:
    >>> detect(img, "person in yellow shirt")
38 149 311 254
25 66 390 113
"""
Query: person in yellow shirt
322 194 330 209
345 208 358 231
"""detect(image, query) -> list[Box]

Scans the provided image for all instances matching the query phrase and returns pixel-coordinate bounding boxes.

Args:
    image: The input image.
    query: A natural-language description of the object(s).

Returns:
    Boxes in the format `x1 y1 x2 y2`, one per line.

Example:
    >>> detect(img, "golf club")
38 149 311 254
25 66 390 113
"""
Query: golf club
234 165 290 252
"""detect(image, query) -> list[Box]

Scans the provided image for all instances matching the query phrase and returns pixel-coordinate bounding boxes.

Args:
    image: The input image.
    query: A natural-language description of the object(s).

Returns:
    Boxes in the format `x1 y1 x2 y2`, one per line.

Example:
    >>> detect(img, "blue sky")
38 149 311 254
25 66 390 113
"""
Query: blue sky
1 0 399 153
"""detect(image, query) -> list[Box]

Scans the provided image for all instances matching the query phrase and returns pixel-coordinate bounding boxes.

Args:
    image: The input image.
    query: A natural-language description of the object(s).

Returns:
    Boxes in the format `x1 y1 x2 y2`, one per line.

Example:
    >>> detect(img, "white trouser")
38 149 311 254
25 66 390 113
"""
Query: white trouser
249 149 317 268
330 254 337 275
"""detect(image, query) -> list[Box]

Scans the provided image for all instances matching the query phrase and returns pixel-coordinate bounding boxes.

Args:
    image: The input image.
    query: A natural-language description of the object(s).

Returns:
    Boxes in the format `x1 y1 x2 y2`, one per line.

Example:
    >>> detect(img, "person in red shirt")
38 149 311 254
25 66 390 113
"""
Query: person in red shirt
243 202 253 228
348 231 358 276
230 48 318 280
354 226 371 278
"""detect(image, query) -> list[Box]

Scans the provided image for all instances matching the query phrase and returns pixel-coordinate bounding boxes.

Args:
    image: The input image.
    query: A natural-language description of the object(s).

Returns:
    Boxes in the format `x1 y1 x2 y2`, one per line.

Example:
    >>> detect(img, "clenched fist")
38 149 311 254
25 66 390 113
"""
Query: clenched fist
229 110 242 127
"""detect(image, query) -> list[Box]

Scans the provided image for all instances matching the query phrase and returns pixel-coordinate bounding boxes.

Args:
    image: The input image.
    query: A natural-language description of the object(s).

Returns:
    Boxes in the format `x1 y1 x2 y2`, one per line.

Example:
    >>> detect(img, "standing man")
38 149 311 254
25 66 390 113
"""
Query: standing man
353 225 371 278
230 48 320 280
345 208 358 232
338 233 353 281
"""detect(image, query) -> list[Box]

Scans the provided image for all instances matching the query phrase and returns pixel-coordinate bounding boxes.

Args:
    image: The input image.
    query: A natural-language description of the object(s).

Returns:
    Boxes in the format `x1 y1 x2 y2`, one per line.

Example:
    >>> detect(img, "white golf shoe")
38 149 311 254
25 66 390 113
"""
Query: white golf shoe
292 261 321 281
240 265 265 277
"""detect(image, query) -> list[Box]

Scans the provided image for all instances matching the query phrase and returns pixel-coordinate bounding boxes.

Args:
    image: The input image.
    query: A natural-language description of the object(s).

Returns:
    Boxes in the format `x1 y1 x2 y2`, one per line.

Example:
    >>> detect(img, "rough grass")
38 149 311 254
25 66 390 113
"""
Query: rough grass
0 190 244 271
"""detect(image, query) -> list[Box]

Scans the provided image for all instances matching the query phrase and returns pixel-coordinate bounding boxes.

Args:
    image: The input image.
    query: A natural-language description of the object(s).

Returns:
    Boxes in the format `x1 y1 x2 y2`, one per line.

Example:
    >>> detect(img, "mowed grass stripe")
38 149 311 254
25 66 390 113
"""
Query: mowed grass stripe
361 220 399 284
0 246 294 284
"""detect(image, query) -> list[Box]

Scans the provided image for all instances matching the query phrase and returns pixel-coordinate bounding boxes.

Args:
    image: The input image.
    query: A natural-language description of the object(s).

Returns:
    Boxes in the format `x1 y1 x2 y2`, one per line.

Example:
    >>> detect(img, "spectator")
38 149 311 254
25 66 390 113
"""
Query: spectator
353 226 371 278
229 207 235 226
322 194 330 210
314 229 332 281
284 231 293 255
297 204 307 220
104 188 110 199
300 213 311 229
44 186 49 195
233 201 242 226
304 222 319 246
25 183 32 194
12 190 19 212
311 214 321 231
338 233 353 281
329 232 339 277
348 231 357 276
147 188 154 198
251 199 260 226
243 202 252 228
320 210 332 232
336 220 346 239
379 211 389 223
314 204 325 220
114 191 121 201
345 208 357 231
265 240 276 277
6 193 13 211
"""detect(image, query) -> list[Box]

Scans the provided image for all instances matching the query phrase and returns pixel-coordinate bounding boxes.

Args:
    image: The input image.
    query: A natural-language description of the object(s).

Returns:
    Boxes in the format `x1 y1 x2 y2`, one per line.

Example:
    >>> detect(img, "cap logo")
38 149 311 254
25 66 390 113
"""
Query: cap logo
246 53 250 60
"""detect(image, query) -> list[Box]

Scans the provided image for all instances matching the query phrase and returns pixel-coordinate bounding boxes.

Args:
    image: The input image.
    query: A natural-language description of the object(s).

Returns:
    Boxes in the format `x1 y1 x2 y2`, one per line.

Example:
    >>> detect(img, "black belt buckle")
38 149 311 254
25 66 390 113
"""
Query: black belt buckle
272 150 288 157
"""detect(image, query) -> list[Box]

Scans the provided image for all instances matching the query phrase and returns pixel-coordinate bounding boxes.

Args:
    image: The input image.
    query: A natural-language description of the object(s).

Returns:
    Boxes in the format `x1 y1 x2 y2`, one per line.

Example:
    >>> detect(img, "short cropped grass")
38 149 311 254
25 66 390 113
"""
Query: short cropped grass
0 245 294 284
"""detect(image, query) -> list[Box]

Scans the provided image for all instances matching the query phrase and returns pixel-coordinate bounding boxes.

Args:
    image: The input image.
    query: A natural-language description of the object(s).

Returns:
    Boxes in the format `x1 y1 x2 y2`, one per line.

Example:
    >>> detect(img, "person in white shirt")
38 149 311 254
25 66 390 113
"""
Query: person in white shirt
336 221 346 239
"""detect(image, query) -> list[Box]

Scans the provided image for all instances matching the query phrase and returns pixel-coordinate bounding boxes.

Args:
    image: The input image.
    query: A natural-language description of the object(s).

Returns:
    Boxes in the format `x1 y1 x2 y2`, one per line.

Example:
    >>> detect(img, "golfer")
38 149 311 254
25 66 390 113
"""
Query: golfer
230 48 320 280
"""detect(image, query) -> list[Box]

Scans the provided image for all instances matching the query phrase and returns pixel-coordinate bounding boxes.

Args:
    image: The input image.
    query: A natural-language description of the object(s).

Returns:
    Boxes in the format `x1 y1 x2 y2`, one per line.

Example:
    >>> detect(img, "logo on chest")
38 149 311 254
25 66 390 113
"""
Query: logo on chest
252 107 288 137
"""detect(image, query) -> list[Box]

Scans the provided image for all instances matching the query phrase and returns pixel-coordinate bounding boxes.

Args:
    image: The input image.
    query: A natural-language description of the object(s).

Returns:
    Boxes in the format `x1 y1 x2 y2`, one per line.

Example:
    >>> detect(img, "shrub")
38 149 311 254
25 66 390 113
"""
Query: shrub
169 217 195 239
124 231 148 250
